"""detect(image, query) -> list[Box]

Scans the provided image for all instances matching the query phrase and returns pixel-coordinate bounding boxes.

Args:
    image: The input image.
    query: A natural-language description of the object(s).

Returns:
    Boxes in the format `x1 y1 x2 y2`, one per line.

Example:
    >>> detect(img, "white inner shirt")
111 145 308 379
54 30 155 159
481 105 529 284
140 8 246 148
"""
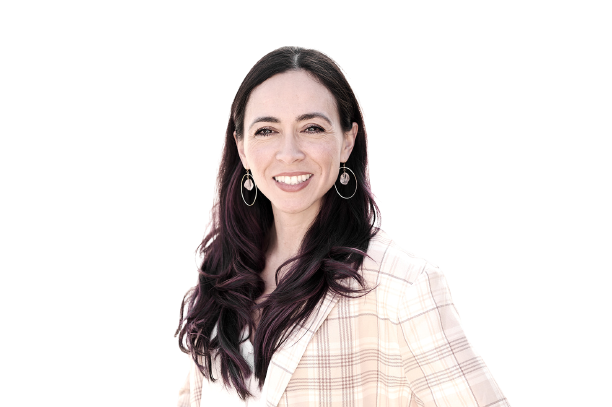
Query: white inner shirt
200 328 264 406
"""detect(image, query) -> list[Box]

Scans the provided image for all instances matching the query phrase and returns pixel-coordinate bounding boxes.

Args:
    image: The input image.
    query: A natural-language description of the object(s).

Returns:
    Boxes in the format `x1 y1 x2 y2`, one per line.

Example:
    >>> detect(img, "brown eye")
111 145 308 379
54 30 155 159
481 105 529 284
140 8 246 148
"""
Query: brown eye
304 125 324 133
255 128 274 136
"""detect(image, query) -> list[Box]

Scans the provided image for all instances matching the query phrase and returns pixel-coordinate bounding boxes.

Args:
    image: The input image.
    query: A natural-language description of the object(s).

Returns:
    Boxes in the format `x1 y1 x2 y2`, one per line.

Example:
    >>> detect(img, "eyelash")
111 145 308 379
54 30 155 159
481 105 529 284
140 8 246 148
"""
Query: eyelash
254 125 325 137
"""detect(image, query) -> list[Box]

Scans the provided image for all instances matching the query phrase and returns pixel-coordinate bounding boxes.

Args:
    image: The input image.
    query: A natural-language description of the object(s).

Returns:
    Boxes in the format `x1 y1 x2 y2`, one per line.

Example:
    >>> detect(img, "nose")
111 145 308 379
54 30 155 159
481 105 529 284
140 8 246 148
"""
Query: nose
276 132 305 164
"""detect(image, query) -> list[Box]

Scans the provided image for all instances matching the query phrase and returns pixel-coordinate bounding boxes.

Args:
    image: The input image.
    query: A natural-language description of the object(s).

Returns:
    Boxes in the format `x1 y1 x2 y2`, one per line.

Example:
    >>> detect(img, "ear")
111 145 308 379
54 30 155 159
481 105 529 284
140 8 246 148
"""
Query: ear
340 122 358 162
234 131 249 169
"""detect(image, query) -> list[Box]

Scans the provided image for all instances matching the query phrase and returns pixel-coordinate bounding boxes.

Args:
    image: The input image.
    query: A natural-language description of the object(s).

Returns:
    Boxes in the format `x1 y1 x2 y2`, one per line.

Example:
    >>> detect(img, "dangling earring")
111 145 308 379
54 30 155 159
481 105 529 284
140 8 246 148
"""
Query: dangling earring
334 163 357 199
241 169 257 206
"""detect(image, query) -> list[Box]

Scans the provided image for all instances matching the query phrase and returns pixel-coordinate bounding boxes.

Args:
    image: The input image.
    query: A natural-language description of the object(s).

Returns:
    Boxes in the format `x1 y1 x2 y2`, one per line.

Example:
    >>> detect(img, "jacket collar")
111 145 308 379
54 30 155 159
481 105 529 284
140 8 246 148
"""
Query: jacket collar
258 230 386 406
260 288 340 406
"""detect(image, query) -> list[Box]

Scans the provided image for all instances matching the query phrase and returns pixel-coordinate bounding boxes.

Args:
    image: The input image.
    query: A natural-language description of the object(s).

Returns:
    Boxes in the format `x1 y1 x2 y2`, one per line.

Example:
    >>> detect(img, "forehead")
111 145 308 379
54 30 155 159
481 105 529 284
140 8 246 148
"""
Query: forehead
245 70 338 122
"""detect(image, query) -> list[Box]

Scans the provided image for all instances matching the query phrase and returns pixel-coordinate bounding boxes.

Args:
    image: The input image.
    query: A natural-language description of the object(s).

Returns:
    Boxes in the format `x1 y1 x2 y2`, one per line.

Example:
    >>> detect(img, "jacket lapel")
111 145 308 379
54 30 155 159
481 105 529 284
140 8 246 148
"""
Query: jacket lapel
260 289 340 406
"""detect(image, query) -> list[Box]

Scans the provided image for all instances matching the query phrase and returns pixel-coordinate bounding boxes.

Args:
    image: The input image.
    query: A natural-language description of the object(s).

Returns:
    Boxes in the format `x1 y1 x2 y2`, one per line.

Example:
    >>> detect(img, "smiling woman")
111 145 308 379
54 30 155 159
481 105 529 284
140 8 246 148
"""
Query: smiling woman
236 70 357 219
176 47 510 407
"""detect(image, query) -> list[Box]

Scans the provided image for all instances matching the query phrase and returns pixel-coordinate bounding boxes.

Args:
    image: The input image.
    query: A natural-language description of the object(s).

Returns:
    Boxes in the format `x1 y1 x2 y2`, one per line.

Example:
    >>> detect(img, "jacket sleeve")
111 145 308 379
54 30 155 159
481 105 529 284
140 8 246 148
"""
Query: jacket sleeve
398 265 510 407
176 286 195 407
177 364 191 407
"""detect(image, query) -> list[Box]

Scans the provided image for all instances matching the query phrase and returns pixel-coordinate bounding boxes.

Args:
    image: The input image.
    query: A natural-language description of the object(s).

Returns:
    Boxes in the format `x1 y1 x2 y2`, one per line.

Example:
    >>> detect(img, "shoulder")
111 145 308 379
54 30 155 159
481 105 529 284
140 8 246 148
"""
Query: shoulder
354 229 442 321
362 229 441 288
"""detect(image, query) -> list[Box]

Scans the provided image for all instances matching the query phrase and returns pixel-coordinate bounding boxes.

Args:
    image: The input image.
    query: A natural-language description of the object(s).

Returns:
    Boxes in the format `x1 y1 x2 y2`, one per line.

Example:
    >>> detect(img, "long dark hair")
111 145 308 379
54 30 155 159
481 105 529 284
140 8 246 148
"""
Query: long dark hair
176 46 380 399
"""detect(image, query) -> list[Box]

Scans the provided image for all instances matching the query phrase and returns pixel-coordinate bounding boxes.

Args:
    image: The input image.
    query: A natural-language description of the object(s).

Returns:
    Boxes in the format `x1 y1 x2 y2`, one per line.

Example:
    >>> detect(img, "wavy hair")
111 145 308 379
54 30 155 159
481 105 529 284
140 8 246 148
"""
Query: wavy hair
176 46 380 399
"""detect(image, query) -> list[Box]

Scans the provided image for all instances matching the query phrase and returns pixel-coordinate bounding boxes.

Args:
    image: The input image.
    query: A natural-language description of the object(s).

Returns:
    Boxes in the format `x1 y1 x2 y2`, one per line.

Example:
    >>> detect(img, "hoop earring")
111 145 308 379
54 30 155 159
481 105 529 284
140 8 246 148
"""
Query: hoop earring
241 169 257 206
334 163 357 199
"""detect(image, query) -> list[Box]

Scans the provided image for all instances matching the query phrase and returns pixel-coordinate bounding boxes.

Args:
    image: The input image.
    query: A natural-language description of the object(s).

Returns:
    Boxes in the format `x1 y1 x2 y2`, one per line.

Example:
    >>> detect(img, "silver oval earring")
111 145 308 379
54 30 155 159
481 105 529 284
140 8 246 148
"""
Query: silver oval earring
334 163 357 199
241 169 257 206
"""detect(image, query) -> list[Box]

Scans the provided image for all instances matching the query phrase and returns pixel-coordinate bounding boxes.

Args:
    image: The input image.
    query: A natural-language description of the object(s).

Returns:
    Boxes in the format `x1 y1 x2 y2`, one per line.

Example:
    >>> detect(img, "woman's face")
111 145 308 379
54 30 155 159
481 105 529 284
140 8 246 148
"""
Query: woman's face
236 70 357 218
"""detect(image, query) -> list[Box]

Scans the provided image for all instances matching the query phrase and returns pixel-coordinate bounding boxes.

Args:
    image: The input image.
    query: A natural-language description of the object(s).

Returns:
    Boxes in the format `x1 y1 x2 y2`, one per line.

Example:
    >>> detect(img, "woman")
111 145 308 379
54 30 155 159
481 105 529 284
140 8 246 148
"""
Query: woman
176 47 509 407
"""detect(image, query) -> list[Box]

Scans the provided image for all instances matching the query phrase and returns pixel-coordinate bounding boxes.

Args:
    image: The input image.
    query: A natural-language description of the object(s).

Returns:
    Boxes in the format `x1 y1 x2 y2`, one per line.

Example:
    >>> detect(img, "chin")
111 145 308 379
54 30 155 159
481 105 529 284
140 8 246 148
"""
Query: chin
272 200 319 216
276 204 311 215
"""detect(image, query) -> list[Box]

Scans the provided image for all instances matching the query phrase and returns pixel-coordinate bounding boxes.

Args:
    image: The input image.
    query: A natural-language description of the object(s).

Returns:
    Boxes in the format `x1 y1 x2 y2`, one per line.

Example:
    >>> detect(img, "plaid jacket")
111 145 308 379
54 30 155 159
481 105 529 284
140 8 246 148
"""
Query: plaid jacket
178 230 509 407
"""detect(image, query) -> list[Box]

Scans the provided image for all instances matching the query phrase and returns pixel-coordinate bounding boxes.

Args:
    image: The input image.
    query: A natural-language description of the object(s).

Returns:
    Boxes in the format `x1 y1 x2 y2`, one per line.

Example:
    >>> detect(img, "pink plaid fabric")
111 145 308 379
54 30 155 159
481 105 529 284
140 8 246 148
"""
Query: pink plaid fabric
178 230 509 407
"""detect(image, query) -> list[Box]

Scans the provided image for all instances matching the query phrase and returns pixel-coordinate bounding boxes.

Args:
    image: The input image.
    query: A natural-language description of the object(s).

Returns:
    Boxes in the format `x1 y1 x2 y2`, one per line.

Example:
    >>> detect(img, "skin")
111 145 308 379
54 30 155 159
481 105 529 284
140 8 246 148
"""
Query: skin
235 70 357 303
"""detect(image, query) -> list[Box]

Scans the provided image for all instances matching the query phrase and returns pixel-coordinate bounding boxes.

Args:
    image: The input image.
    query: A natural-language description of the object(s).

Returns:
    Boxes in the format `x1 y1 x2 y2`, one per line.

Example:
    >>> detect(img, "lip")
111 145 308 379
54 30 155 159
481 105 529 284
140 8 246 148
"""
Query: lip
273 172 313 192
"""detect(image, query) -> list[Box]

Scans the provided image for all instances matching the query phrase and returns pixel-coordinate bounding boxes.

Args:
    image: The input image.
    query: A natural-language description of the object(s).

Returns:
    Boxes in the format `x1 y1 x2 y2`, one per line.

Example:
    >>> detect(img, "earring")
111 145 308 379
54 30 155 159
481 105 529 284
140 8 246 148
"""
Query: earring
241 169 257 206
334 163 357 199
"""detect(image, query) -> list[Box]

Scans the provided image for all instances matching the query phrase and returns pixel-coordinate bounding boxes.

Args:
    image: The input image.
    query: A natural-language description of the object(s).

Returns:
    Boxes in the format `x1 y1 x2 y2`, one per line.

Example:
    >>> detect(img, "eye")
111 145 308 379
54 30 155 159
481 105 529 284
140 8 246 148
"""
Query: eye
254 127 274 137
304 125 325 134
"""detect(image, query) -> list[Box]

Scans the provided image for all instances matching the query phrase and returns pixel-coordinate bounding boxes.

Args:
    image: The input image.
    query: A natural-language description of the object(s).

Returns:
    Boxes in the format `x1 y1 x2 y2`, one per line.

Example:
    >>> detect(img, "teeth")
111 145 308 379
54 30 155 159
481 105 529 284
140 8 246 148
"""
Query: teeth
275 174 312 185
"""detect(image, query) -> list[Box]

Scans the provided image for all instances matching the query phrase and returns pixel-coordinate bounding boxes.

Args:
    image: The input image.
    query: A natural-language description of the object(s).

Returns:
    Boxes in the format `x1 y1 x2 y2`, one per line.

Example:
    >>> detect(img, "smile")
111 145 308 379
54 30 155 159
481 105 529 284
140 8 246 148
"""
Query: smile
274 174 312 185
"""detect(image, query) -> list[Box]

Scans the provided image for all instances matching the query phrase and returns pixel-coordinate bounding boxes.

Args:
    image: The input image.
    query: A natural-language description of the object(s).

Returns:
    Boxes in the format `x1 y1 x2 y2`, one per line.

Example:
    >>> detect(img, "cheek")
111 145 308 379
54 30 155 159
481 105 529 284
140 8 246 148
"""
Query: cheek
244 144 269 182
313 145 341 181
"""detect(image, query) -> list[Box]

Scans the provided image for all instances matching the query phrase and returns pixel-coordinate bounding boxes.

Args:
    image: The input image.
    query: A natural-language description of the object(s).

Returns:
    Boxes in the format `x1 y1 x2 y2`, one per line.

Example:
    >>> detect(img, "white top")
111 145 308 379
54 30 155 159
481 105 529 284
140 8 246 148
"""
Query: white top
177 325 263 407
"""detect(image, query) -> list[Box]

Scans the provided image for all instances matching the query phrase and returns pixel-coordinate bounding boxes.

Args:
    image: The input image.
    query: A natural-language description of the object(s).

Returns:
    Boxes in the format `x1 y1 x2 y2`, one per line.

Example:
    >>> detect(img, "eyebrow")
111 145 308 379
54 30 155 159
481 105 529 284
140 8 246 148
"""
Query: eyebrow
248 112 332 129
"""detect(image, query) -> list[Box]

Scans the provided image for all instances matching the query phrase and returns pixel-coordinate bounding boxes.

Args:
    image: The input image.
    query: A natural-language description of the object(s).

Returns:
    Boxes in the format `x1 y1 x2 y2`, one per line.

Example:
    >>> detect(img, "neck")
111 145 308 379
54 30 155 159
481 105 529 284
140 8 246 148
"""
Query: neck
268 201 320 265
